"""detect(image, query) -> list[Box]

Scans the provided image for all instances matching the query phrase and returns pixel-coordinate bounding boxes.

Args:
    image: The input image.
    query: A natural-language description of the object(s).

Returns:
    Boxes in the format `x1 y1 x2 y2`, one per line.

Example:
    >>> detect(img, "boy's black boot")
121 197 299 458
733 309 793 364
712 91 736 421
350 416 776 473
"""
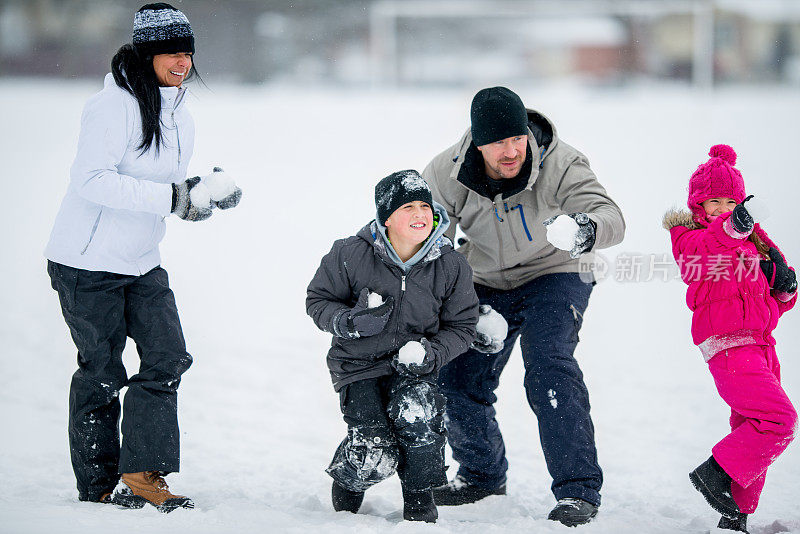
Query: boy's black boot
432 475 506 506
547 498 599 526
718 513 749 533
331 481 364 513
689 456 741 518
402 487 438 523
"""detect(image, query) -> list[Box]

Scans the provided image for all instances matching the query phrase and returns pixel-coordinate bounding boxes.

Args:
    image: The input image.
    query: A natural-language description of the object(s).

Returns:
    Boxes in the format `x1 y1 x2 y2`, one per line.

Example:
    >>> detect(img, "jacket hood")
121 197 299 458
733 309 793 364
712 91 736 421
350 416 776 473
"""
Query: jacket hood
448 108 558 195
358 201 452 272
662 209 700 231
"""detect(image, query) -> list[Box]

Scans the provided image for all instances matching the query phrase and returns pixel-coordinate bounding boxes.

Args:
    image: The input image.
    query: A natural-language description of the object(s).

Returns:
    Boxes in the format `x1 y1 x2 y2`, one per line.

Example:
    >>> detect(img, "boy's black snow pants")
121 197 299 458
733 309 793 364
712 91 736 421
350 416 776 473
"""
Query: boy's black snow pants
47 261 192 502
327 373 447 493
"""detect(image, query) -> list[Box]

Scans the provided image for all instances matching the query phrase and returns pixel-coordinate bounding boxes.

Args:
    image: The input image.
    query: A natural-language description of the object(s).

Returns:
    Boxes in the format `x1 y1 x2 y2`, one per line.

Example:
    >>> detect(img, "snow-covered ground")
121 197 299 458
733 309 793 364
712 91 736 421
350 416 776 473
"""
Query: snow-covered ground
1 80 798 533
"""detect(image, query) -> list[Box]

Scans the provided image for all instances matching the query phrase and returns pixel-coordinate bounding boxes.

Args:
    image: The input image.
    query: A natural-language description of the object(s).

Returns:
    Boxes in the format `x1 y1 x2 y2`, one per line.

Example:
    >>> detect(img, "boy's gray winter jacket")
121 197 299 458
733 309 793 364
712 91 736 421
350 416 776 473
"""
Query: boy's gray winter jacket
422 109 625 290
306 218 479 391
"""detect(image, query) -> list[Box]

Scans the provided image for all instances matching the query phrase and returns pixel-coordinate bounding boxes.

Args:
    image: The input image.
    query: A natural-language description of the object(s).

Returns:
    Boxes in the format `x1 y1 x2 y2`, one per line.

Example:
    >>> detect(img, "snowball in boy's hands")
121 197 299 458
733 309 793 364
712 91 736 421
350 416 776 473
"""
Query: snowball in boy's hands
471 305 508 354
367 292 384 309
188 182 212 209
393 338 435 376
742 196 770 223
544 214 580 251
397 340 426 365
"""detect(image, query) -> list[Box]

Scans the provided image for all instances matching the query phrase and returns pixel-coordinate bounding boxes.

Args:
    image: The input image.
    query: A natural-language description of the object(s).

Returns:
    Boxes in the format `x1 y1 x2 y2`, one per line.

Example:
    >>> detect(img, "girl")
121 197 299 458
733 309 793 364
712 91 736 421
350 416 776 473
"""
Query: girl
45 3 239 512
663 145 797 532
306 170 479 523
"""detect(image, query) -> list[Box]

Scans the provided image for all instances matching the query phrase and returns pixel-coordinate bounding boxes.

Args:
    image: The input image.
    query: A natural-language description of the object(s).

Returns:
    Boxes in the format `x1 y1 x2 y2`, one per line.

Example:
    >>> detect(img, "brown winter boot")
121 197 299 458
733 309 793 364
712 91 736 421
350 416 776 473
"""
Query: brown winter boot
111 471 194 513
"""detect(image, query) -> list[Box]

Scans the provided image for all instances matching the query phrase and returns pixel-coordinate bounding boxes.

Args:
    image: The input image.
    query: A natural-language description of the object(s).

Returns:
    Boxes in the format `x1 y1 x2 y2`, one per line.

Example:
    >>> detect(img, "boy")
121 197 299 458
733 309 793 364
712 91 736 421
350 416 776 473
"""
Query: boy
306 170 479 523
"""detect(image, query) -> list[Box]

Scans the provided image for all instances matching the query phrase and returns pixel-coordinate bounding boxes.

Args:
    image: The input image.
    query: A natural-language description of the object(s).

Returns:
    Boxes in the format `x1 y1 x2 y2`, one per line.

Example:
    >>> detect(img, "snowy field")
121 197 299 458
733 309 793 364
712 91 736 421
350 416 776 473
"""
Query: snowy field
1 80 798 534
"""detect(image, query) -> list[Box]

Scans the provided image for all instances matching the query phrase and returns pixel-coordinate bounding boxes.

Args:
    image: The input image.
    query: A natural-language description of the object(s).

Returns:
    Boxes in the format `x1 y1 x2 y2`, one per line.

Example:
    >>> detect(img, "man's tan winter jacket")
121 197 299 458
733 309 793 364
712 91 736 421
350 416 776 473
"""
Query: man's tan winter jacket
422 109 625 290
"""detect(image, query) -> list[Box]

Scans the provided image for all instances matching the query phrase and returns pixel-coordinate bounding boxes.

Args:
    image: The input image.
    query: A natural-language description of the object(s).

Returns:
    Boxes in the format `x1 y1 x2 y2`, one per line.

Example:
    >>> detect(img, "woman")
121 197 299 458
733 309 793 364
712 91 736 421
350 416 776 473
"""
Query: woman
44 3 231 512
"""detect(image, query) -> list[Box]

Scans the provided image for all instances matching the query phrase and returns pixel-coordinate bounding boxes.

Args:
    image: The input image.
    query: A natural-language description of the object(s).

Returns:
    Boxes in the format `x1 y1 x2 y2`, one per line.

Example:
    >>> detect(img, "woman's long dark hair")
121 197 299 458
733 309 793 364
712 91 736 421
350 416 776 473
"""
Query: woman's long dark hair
111 44 199 154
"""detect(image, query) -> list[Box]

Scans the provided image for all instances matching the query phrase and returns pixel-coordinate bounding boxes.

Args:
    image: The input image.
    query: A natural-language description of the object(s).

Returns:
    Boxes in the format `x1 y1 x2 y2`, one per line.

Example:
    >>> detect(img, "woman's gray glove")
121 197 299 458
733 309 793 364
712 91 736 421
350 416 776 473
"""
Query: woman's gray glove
172 176 213 221
332 288 394 339
203 167 242 210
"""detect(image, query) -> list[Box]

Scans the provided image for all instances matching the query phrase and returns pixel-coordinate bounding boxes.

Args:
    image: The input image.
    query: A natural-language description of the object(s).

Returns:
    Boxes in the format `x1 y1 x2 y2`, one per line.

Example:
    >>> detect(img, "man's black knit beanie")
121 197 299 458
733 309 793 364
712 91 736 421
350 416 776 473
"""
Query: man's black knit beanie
470 87 529 146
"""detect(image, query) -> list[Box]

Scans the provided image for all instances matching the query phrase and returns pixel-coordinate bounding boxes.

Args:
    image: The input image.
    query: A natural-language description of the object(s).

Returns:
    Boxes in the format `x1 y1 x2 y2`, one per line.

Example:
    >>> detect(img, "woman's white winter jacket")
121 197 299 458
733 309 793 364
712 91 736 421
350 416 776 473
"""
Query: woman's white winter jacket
45 73 194 275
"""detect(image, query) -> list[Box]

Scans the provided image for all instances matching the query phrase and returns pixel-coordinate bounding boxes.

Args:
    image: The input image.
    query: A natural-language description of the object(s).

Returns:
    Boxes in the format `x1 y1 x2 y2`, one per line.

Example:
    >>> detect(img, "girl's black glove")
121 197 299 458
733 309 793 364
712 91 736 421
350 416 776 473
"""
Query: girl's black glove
760 248 798 294
730 196 755 234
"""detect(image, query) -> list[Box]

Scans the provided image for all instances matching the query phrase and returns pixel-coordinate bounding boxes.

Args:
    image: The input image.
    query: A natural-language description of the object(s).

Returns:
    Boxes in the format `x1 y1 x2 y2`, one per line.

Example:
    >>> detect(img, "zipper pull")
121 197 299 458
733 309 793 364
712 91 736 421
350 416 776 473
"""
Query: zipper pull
401 275 406 291
503 201 509 213
493 202 504 222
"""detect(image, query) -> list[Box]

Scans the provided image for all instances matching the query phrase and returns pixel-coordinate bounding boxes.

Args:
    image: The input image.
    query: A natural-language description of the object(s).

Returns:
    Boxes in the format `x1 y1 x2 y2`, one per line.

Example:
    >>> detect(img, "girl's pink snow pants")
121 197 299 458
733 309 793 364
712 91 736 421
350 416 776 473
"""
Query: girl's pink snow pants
708 344 797 513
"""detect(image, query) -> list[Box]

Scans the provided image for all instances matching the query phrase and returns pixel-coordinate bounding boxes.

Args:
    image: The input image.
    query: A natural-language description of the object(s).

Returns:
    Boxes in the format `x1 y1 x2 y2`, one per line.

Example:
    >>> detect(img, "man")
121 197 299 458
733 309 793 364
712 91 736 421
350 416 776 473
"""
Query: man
422 87 625 526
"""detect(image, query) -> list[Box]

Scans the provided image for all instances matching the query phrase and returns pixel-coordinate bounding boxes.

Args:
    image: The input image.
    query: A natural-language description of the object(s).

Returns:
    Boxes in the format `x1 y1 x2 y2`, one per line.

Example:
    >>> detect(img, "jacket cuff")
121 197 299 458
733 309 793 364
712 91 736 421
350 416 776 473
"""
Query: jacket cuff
722 217 751 240
331 307 353 338
171 184 179 212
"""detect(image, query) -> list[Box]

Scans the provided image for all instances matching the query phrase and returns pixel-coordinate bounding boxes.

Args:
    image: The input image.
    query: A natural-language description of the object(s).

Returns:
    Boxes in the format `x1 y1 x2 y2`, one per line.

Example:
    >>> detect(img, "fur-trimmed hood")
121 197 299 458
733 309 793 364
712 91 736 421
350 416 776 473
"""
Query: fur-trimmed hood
662 209 700 231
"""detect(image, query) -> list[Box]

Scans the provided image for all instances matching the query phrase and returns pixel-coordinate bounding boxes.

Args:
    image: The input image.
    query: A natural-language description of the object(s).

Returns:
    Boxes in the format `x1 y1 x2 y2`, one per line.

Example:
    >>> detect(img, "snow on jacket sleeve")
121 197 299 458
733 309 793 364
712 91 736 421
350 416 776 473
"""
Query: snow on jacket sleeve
306 239 353 334
425 253 479 370
556 152 625 250
69 90 173 216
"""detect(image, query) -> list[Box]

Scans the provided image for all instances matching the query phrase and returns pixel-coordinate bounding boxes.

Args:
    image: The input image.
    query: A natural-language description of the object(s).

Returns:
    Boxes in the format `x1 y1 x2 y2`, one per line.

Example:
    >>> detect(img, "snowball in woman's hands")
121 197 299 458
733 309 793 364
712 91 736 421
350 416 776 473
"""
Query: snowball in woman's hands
189 182 212 208
397 340 426 365
367 292 384 308
202 170 237 201
546 214 579 251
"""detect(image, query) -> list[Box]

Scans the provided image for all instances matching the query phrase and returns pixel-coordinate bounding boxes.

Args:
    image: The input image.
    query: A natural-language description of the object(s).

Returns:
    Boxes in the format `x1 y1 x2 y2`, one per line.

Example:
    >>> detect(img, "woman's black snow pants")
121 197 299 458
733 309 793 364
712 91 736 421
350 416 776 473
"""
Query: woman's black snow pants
48 261 193 501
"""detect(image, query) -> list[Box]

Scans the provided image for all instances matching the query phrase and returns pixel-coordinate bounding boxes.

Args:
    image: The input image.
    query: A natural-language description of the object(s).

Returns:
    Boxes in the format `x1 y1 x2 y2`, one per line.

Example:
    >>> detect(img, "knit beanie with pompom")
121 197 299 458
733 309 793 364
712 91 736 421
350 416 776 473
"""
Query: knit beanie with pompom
687 144 746 223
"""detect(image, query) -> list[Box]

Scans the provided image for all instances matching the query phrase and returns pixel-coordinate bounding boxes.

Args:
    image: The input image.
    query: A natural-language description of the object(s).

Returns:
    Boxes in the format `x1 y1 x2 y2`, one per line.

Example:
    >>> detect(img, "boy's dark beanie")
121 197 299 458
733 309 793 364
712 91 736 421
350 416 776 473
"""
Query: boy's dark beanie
375 170 433 226
470 87 529 146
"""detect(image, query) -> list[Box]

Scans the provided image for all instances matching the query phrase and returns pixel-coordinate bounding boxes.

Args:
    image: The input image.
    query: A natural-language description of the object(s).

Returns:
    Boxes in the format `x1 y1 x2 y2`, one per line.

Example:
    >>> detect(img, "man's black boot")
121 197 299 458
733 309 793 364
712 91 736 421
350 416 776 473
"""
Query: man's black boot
689 456 741 518
432 475 506 506
402 487 437 523
331 481 364 513
718 513 749 533
547 498 599 526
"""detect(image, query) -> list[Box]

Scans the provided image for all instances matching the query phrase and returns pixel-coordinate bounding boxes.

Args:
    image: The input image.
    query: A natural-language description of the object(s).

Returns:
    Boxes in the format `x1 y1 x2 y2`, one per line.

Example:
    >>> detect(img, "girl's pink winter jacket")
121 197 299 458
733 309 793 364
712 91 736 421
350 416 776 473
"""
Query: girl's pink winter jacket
664 210 796 361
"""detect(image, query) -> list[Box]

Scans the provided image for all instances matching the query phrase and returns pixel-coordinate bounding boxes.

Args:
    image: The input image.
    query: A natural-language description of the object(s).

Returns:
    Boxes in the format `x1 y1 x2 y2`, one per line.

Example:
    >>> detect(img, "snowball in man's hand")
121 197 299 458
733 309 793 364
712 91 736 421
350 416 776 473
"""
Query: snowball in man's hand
202 169 237 201
397 340 426 365
476 307 508 343
189 182 212 208
546 214 579 251
367 291 384 309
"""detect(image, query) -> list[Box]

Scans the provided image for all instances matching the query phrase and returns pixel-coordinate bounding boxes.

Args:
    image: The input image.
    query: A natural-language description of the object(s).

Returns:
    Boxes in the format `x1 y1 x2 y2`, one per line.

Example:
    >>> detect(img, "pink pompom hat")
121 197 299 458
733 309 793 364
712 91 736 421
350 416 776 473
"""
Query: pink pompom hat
688 144 746 224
